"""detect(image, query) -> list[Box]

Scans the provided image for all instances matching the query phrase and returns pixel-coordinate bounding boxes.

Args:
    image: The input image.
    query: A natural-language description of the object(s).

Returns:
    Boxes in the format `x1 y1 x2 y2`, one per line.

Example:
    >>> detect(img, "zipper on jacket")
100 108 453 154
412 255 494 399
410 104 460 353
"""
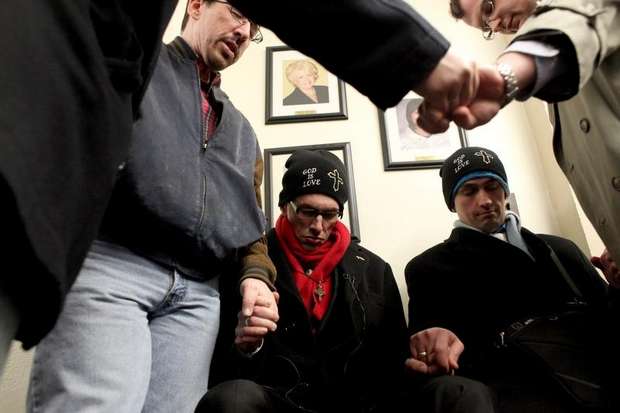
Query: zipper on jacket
203 101 212 151
196 65 219 152
194 64 208 151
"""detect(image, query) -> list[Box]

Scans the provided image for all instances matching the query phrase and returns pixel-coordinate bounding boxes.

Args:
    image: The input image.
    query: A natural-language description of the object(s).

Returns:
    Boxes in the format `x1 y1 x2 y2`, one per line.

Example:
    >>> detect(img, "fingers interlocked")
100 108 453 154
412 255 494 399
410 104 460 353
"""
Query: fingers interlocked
406 327 464 376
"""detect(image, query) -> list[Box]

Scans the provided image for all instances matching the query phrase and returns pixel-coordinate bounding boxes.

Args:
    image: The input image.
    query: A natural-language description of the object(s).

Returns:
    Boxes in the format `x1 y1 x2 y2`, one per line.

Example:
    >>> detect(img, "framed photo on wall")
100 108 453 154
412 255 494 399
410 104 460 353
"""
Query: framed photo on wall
265 46 348 124
378 92 468 170
263 142 361 241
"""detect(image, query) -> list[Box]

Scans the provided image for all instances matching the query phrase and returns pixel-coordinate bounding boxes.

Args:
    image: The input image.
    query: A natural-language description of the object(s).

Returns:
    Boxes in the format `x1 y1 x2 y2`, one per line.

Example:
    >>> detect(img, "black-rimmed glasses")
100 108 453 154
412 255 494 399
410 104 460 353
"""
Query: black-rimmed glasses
212 0 263 43
289 201 342 223
480 0 495 40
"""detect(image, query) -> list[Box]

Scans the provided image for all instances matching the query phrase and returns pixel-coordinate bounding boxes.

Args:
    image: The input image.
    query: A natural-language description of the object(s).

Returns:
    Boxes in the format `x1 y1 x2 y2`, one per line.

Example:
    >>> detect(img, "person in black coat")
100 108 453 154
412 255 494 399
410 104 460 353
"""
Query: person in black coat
0 0 482 376
0 0 177 372
25 2 280 411
405 146 619 412
198 149 494 413
229 0 484 112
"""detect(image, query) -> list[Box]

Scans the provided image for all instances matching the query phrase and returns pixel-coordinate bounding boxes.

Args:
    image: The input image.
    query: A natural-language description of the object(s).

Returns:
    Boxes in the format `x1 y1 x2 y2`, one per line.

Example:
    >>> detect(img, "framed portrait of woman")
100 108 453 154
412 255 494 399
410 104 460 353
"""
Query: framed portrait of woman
265 46 348 124
378 92 468 170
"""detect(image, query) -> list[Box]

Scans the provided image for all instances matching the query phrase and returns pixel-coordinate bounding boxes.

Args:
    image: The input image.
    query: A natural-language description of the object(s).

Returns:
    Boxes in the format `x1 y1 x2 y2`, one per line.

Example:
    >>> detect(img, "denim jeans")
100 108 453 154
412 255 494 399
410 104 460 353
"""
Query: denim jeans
27 240 220 413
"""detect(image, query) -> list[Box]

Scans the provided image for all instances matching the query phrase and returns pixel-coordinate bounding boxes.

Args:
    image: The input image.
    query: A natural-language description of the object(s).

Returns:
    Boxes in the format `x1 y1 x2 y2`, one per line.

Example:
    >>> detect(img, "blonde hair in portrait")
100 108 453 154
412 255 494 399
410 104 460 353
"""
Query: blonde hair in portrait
282 59 328 95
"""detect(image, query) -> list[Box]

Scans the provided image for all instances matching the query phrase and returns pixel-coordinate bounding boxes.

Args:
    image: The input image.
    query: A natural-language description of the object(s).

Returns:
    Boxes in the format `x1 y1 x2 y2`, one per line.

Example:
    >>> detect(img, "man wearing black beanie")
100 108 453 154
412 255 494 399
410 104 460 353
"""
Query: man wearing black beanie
278 149 349 213
405 146 619 412
440 146 509 212
199 149 493 413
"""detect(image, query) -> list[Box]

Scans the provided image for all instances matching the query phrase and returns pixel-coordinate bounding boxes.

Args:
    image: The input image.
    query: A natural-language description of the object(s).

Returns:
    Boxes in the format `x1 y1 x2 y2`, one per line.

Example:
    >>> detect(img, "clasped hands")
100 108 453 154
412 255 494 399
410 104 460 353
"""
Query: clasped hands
235 278 280 354
406 327 464 376
413 47 507 134
236 278 468 374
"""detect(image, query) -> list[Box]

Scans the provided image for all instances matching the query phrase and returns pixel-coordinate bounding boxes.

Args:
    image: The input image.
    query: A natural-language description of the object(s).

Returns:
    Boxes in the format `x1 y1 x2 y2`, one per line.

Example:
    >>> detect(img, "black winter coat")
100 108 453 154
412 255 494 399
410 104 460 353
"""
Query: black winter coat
212 230 410 413
0 0 176 347
229 0 450 110
405 227 611 376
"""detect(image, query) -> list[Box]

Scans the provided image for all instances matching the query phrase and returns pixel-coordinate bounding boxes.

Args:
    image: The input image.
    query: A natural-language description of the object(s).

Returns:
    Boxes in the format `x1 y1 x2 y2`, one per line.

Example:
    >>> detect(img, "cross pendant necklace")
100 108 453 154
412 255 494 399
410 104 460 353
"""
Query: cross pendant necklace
314 281 325 301
305 269 326 302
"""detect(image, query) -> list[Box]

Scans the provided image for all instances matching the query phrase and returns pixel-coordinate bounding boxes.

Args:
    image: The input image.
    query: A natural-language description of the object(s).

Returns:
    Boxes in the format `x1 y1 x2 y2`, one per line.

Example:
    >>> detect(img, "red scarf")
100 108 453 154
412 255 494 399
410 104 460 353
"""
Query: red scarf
275 214 351 322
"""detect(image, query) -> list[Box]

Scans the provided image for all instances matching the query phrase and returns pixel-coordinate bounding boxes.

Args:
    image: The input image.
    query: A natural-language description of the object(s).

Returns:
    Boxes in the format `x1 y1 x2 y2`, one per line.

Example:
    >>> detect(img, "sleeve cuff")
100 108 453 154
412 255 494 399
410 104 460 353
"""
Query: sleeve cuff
239 267 276 291
236 338 264 358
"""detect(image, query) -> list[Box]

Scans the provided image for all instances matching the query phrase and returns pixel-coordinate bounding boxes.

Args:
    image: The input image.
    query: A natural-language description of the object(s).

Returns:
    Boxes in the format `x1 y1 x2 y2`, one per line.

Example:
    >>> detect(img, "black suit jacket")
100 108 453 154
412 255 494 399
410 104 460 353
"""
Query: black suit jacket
0 0 176 347
405 227 610 373
229 0 450 110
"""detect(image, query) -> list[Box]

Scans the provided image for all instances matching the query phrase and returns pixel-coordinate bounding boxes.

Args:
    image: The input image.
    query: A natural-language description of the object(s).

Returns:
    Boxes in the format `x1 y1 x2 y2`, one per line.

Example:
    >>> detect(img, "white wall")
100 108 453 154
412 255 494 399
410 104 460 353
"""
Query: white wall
0 1 602 411
0 343 33 413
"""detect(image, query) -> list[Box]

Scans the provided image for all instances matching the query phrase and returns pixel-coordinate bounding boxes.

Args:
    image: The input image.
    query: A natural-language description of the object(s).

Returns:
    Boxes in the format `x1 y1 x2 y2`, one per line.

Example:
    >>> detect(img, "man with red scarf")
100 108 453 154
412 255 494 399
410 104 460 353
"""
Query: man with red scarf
198 149 493 413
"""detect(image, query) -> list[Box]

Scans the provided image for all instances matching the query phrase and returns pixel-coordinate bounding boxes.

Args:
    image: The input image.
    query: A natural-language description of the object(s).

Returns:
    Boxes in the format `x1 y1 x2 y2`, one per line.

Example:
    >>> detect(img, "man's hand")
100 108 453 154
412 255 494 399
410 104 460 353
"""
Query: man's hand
418 51 538 133
413 47 479 133
236 278 279 353
418 64 504 133
451 65 505 129
591 249 620 289
406 327 464 375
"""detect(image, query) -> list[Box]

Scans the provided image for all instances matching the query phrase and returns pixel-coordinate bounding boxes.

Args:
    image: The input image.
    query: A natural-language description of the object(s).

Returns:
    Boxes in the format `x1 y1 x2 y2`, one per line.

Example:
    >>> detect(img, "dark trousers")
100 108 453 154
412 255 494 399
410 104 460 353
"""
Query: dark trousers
473 349 612 413
196 376 496 413
486 371 609 413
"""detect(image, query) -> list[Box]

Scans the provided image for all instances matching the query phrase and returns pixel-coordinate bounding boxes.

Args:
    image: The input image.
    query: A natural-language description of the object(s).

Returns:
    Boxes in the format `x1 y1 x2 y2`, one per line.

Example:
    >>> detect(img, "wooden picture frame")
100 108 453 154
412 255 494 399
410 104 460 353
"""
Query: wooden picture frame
378 92 468 170
265 46 348 124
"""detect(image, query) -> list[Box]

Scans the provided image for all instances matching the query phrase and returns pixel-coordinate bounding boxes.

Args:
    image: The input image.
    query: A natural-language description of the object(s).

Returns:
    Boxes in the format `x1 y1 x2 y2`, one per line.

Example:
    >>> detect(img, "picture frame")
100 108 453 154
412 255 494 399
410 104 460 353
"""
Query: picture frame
378 92 468 170
265 46 348 124
263 142 361 241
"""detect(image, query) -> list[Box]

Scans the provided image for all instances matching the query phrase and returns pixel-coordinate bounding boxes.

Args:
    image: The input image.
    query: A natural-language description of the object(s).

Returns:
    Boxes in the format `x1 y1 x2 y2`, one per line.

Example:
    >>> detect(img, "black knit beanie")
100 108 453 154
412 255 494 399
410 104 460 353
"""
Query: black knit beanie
440 146 509 210
278 149 348 210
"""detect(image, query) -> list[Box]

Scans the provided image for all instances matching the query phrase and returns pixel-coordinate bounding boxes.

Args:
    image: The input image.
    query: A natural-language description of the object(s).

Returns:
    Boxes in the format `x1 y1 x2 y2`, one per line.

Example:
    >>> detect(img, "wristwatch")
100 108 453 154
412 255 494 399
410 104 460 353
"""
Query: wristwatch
496 62 520 107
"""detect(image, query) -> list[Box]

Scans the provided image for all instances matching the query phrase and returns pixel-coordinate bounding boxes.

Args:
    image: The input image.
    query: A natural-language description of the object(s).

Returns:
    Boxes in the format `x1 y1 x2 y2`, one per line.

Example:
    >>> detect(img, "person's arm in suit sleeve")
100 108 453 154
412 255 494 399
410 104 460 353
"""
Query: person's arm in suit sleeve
229 0 479 112
440 0 619 130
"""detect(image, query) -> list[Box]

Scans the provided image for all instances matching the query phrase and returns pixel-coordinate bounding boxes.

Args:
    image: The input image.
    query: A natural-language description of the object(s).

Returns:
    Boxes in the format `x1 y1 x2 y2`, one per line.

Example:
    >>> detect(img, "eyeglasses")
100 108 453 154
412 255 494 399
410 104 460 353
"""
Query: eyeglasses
480 0 496 40
289 201 342 223
212 0 263 43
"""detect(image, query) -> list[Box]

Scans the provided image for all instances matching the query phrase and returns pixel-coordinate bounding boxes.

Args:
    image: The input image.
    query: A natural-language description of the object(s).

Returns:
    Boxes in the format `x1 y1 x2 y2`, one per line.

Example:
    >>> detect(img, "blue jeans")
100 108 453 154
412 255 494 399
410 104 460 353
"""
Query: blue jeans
27 240 220 413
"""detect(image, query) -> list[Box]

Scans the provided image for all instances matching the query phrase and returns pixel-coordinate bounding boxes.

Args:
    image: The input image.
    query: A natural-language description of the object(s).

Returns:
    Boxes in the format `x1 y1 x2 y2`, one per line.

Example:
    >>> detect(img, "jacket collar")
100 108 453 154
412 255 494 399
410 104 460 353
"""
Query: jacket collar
338 242 370 286
168 36 222 87
169 36 198 61
448 225 536 242
447 225 543 262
